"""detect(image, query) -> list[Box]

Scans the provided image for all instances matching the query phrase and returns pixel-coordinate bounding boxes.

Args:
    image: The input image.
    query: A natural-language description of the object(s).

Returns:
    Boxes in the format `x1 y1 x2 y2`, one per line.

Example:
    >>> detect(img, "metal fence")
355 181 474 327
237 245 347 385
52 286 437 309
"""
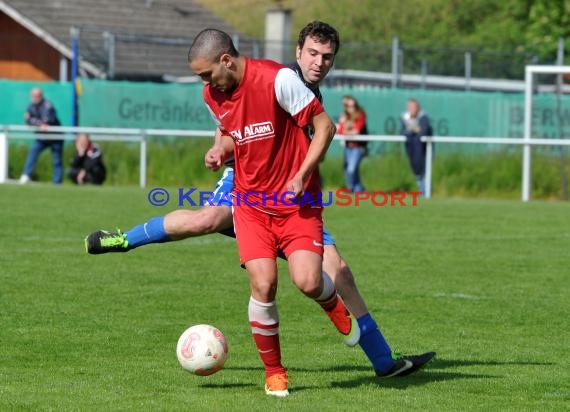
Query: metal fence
2 66 568 199
69 28 564 82
3 125 570 202
3 27 563 88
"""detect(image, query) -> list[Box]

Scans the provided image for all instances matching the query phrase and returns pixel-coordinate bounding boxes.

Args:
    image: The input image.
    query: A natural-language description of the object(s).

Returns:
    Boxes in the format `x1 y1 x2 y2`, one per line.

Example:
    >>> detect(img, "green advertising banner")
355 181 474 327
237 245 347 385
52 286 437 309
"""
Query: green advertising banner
2 79 569 142
78 80 216 130
1 80 73 126
321 87 570 140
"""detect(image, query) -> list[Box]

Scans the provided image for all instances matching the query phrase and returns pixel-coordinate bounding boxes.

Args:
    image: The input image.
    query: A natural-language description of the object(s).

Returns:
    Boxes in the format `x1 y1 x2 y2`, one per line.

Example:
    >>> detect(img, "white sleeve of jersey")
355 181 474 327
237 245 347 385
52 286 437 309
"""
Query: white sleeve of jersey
274 68 315 116
205 103 223 129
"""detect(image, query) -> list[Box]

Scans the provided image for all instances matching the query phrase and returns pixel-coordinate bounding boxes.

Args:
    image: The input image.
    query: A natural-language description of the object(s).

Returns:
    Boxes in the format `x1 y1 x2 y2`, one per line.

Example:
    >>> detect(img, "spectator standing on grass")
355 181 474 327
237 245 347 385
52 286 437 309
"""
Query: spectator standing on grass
401 98 432 195
67 133 106 185
337 95 368 192
19 88 64 184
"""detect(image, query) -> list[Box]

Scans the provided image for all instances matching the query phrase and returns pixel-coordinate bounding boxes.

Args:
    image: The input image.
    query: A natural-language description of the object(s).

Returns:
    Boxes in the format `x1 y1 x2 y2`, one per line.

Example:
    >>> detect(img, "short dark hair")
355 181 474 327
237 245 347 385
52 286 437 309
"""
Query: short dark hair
188 28 239 63
298 21 340 55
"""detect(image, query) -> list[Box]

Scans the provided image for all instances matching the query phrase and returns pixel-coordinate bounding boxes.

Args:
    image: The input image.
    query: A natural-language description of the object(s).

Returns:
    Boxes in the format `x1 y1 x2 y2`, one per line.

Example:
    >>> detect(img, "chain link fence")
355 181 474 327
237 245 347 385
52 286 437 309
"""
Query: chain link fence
1 27 564 83
90 30 556 82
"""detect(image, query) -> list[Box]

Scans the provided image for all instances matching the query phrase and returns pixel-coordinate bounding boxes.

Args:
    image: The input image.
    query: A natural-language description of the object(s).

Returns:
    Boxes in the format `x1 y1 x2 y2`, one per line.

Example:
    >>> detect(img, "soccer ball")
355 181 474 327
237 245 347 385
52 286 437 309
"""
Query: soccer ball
176 324 228 376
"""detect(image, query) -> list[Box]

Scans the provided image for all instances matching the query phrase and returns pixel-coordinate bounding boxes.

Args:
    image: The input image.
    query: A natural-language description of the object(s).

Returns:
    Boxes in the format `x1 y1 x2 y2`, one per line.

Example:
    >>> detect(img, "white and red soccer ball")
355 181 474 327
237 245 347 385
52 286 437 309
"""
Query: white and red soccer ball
176 324 228 376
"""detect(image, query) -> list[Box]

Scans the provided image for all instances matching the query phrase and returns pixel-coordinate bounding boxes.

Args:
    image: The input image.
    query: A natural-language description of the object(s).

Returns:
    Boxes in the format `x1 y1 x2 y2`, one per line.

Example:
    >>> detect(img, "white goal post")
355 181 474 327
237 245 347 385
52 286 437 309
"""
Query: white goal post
522 65 570 202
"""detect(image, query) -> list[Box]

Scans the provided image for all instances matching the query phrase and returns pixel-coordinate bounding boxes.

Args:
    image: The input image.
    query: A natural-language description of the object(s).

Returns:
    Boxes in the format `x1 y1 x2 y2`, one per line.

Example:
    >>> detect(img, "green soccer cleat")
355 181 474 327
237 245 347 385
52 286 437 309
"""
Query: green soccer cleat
85 229 129 254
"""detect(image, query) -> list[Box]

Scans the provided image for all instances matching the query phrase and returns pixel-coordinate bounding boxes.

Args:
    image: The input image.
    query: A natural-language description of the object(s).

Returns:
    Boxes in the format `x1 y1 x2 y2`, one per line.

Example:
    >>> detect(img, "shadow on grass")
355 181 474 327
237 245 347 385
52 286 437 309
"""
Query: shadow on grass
215 356 535 392
203 362 504 393
431 358 555 368
292 364 372 373
223 366 265 372
199 382 256 389
220 356 550 376
331 370 498 390
225 365 372 373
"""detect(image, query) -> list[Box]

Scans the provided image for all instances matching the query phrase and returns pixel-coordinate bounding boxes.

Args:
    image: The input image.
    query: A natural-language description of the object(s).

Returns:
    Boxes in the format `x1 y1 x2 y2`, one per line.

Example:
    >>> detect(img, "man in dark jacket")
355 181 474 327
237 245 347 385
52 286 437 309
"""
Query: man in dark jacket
401 98 432 195
68 133 106 185
19 88 63 184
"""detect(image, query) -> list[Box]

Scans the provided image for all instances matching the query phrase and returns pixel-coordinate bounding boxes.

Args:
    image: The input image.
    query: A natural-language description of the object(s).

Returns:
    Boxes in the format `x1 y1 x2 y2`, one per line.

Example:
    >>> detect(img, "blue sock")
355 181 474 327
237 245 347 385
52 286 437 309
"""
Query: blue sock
357 313 393 373
124 216 170 249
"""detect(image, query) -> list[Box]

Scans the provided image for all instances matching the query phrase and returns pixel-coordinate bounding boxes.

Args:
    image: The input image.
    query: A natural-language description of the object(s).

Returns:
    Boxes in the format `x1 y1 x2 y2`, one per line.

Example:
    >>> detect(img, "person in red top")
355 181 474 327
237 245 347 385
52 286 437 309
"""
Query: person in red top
205 56 323 217
337 95 368 192
188 28 352 397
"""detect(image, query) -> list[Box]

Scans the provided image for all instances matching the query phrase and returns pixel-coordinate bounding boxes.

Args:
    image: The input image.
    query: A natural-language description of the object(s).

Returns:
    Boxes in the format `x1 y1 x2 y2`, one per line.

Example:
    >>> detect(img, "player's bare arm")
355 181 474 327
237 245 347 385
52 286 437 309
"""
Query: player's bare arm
205 128 234 171
287 111 336 198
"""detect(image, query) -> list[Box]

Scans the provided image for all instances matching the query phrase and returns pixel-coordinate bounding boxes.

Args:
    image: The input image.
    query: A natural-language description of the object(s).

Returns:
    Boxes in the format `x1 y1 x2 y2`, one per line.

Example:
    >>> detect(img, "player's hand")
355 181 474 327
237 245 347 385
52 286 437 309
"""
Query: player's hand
77 169 86 184
205 146 224 171
285 174 305 202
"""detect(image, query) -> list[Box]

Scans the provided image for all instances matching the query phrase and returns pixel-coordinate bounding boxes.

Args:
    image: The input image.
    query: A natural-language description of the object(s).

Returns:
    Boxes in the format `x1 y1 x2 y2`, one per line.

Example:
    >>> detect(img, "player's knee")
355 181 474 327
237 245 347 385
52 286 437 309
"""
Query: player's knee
185 207 227 234
192 212 218 234
250 280 277 302
292 272 321 297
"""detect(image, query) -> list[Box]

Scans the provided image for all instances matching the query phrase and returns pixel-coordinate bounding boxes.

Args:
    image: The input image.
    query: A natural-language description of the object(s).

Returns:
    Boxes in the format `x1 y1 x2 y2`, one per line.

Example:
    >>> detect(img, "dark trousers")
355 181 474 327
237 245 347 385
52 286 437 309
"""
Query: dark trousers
23 139 64 183
67 167 106 185
405 136 426 177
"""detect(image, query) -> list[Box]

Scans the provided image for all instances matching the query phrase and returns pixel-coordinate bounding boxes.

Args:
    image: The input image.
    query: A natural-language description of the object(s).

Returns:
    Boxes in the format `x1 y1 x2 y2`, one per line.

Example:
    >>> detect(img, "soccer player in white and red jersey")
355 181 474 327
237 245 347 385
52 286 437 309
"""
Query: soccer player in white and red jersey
188 28 349 397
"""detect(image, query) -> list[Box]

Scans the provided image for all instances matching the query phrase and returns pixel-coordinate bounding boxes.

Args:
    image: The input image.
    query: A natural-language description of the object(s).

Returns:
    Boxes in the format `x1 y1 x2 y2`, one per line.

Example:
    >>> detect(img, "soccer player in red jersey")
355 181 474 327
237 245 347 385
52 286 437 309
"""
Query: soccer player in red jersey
189 28 353 396
86 22 435 390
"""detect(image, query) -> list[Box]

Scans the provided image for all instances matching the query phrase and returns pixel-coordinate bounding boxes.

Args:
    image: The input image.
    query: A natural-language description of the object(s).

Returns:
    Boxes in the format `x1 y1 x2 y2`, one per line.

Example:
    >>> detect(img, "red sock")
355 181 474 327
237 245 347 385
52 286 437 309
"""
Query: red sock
249 297 286 377
317 293 352 335
250 324 285 377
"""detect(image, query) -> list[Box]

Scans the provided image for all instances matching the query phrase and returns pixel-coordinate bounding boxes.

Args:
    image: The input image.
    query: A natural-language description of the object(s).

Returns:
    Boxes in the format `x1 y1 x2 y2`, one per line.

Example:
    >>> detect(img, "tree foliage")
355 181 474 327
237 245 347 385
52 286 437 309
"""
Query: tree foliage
195 0 570 67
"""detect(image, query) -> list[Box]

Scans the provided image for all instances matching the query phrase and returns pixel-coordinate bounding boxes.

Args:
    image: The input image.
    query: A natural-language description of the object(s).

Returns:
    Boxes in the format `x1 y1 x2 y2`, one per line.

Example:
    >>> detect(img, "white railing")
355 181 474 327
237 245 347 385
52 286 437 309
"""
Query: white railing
421 136 570 201
1 125 569 201
0 125 214 188
335 134 570 201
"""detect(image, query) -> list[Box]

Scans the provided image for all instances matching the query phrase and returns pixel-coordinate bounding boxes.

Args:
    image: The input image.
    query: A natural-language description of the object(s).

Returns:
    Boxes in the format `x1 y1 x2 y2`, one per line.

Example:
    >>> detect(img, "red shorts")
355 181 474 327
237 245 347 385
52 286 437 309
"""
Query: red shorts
233 205 323 265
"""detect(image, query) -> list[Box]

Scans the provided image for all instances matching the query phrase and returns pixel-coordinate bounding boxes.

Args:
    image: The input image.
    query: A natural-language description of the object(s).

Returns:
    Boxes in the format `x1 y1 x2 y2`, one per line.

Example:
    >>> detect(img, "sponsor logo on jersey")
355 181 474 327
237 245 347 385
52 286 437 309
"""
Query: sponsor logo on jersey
230 121 275 144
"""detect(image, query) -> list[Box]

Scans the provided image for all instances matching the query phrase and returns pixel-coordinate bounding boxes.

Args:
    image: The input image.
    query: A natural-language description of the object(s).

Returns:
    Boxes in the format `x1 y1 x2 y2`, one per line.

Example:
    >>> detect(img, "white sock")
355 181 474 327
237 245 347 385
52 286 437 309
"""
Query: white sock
248 296 279 333
315 271 336 302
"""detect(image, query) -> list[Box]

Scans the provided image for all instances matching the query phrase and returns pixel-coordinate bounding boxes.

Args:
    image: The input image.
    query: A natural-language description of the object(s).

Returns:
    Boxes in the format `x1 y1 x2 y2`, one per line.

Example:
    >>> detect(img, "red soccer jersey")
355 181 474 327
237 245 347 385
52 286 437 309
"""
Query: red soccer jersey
204 58 325 216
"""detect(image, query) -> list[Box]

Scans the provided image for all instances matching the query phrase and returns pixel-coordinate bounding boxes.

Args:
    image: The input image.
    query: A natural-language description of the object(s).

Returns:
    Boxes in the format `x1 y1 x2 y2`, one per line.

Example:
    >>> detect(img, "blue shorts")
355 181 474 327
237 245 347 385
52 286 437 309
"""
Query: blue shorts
214 167 335 246
322 226 335 246
210 167 234 206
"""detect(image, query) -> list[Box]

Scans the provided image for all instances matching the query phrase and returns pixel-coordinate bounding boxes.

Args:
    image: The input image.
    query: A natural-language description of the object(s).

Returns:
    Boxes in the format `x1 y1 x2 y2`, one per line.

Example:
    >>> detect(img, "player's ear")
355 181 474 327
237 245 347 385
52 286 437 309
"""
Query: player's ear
296 46 301 61
220 54 232 69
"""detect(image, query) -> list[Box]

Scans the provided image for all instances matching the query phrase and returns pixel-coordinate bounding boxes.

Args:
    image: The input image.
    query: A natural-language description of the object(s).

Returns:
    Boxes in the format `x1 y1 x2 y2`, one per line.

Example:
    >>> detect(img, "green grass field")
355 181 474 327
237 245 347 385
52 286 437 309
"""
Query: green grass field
1 184 569 411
